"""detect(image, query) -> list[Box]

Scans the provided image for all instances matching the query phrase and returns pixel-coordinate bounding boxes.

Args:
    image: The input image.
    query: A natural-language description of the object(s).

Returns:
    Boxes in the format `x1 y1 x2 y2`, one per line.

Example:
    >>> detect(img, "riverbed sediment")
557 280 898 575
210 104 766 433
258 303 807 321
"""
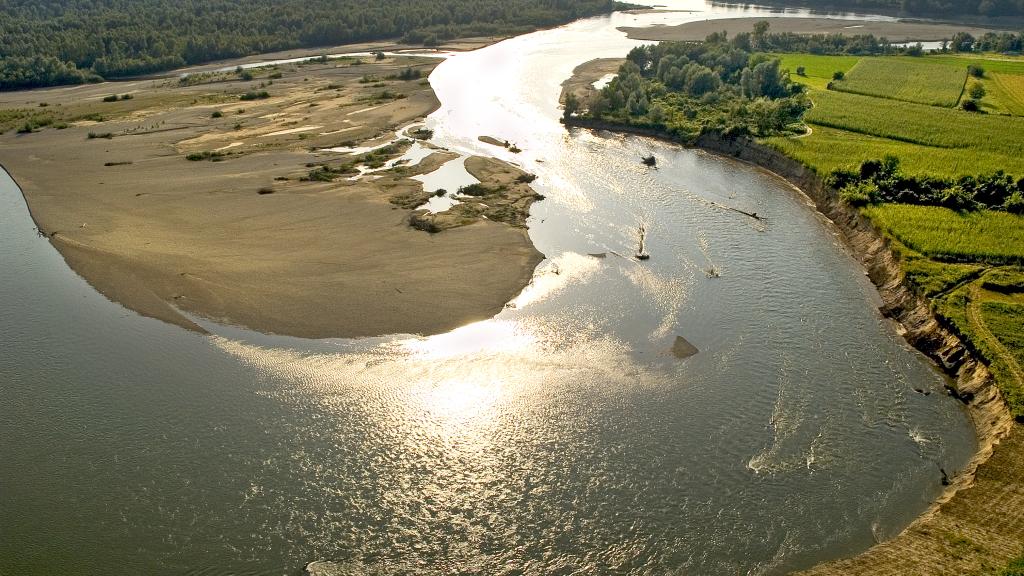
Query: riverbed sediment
0 47 544 339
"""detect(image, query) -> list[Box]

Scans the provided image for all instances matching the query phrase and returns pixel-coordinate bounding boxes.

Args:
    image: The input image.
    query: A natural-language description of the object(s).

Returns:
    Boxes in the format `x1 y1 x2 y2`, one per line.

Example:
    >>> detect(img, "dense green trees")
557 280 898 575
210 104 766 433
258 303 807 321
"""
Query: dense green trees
0 0 627 90
735 0 1024 17
571 38 810 141
829 156 1024 212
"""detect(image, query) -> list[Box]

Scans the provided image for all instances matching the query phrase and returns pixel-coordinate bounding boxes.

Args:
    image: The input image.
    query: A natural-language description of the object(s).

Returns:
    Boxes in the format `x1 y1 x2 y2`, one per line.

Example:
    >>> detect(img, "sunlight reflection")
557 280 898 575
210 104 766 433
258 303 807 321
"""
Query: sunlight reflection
509 251 602 309
399 319 536 359
415 377 504 423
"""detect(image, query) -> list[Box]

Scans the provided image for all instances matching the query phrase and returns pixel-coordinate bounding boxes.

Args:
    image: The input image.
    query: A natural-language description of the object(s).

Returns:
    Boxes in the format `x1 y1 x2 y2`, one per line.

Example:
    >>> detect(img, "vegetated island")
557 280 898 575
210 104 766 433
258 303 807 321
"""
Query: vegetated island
0 51 543 339
561 20 1024 575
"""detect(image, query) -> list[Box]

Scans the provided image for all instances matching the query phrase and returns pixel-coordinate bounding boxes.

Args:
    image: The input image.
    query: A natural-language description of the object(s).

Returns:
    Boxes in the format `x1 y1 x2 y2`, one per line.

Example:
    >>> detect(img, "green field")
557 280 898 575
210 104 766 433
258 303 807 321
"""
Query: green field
833 58 967 107
769 52 1024 178
774 53 862 90
765 124 1024 178
805 90 1024 153
864 205 1024 265
988 73 1024 116
857 204 1024 417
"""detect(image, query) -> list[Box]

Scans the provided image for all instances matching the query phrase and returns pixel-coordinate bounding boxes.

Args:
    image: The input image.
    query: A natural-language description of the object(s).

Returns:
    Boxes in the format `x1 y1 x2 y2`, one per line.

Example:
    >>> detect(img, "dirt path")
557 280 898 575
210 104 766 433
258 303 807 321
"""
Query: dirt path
968 282 1024 388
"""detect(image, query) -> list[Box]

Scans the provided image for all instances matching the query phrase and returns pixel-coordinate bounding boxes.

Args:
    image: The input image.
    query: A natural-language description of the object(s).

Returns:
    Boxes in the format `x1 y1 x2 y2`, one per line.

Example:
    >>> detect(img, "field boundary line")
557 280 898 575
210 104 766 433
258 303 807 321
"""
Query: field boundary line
968 281 1024 389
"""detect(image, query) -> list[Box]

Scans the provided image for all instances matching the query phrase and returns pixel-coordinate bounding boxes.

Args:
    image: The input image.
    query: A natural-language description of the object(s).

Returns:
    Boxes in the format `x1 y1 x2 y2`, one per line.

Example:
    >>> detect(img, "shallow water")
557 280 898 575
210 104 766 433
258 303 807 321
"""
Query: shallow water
0 2 975 575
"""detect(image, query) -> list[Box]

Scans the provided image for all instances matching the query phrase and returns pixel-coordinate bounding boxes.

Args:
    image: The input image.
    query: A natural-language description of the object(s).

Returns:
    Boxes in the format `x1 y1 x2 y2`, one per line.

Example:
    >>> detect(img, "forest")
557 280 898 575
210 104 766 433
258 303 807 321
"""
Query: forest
721 0 1024 17
0 0 628 90
563 29 935 142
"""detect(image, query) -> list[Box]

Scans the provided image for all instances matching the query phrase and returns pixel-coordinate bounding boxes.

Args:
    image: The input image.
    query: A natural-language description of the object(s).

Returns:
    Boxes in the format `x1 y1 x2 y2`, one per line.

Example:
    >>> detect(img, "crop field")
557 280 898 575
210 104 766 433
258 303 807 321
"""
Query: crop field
764 124 1024 178
988 73 1024 116
774 53 862 90
923 54 1024 76
805 90 1024 155
832 58 967 107
863 204 1024 264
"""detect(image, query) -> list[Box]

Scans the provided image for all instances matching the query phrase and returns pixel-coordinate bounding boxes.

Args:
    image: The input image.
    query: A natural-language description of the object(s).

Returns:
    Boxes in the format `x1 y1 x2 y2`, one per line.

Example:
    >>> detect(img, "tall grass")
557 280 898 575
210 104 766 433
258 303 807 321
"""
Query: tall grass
763 125 1024 178
773 53 862 90
833 59 967 107
865 204 1024 264
805 90 1024 155
989 73 1024 116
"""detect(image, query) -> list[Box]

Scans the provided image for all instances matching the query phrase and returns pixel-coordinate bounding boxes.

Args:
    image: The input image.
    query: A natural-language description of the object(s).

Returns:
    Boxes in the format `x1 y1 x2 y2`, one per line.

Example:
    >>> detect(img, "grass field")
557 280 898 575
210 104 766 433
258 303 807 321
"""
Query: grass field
833 58 967 107
765 124 1024 177
759 52 1024 417
805 90 1024 153
860 204 1024 417
864 205 1024 265
988 73 1024 116
773 53 862 90
772 52 1024 178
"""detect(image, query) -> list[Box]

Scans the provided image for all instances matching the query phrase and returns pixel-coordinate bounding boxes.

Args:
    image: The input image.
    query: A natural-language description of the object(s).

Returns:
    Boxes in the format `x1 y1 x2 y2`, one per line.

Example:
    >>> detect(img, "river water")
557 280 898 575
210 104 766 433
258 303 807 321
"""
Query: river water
0 2 975 575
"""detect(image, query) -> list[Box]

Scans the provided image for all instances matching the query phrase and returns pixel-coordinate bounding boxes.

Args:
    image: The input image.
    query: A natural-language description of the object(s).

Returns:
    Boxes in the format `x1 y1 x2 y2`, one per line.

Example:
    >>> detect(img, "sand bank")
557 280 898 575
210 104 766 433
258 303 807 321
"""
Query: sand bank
0 51 543 339
619 17 1010 43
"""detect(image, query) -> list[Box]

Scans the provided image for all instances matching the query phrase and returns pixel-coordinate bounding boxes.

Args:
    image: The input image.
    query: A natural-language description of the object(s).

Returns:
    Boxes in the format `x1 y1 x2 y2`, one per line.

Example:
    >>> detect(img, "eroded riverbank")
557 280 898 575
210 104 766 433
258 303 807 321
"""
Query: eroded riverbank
560 55 1022 572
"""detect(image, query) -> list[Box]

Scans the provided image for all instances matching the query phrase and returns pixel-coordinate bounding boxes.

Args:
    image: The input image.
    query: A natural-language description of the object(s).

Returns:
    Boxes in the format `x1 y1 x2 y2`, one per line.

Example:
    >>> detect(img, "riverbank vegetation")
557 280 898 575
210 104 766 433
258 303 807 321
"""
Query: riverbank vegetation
739 29 1024 419
569 22 1024 418
563 37 812 141
0 0 631 90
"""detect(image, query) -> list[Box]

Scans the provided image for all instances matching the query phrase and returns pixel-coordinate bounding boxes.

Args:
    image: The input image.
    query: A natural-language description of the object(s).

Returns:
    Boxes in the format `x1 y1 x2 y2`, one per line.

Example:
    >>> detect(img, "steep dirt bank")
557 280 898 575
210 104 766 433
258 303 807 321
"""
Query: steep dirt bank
699 133 1022 575
563 109 1023 572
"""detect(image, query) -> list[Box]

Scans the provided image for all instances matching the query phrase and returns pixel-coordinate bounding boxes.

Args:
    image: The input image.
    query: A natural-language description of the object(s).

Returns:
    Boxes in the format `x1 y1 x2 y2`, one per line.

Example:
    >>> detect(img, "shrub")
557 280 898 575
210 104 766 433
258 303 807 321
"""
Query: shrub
1006 192 1024 214
398 66 421 81
962 99 980 112
832 70 845 81
257 187 275 195
969 82 986 100
516 173 537 183
87 132 113 139
211 111 223 118
968 64 985 78
239 90 270 101
102 94 118 102
796 66 806 76
185 151 225 161
458 183 498 196
840 182 877 206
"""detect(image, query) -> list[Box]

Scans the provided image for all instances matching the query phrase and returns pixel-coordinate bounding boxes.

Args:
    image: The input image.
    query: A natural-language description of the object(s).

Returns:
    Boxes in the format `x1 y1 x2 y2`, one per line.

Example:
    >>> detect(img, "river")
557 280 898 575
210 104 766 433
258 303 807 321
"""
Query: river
0 2 975 575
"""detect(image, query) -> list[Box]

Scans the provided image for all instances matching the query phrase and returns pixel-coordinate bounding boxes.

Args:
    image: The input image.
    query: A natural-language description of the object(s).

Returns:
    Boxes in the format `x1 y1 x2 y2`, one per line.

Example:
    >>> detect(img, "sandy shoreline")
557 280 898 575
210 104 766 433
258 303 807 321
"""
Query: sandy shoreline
562 60 1024 574
619 17 1011 43
0 44 544 339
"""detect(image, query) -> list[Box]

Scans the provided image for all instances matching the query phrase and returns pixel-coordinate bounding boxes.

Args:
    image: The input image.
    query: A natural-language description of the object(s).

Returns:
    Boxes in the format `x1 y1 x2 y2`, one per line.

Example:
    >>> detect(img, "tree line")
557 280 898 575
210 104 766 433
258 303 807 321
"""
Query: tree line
722 0 1024 17
566 36 811 141
830 156 1024 213
0 0 627 90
